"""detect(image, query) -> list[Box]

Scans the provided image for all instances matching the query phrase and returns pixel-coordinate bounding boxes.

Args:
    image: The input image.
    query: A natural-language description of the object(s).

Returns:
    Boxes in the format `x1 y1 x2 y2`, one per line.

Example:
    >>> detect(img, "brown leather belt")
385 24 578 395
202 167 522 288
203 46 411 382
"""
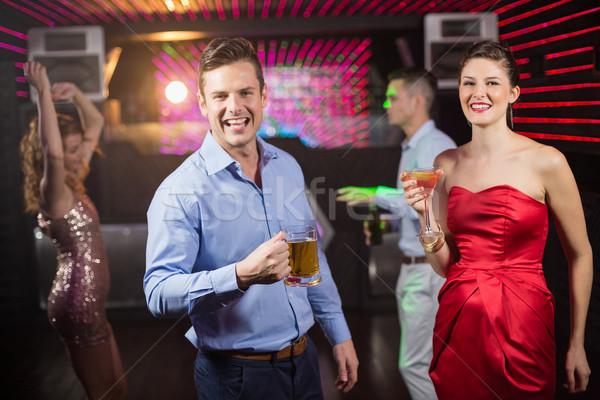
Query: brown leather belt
401 255 428 264
214 335 307 361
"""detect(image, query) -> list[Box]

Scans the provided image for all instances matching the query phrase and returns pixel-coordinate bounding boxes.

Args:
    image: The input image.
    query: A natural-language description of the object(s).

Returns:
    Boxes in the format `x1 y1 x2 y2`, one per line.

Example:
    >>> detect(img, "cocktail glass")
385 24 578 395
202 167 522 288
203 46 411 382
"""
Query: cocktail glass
401 167 443 239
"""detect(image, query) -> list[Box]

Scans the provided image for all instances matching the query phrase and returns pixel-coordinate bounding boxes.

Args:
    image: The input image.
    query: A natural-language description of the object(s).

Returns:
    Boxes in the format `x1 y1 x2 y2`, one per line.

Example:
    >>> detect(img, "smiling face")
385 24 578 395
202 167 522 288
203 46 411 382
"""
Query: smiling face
198 61 267 153
459 58 520 129
62 133 84 176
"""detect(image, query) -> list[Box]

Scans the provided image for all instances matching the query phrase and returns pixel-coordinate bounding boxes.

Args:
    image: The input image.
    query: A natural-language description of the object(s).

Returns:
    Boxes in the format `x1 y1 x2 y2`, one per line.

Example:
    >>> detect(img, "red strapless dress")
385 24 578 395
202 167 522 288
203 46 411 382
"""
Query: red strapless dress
430 185 556 399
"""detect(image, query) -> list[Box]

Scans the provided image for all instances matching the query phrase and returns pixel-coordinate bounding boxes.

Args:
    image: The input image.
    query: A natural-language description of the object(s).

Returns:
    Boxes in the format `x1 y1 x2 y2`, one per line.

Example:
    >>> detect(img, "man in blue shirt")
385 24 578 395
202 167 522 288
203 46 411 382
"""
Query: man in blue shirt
337 69 456 399
144 37 358 400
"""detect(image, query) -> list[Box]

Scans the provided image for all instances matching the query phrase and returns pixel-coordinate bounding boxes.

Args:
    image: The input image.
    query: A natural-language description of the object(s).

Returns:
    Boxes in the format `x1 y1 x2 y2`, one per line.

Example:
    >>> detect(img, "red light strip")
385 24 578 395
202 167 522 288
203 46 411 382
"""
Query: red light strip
276 0 287 18
248 0 255 18
196 0 212 20
361 0 382 15
375 0 399 15
514 101 600 109
38 0 86 24
498 0 572 27
470 0 504 13
20 0 70 24
517 131 600 142
546 64 594 75
403 0 428 14
346 0 367 15
214 0 226 20
519 72 531 79
520 83 600 93
494 0 533 15
113 0 142 22
290 0 303 17
500 7 600 40
388 1 408 15
448 0 478 13
144 0 169 21
0 42 26 54
510 26 600 52
514 117 600 124
515 58 529 65
57 0 102 23
0 26 27 39
261 0 271 18
16 91 28 97
3 0 55 26
545 46 594 59
303 0 320 17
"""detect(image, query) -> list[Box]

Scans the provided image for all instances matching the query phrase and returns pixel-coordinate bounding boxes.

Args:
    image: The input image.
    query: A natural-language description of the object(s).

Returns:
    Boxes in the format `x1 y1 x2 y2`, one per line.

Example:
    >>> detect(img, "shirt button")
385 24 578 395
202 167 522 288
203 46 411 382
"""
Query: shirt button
289 293 293 298
265 202 269 207
299 322 303 326
235 162 241 169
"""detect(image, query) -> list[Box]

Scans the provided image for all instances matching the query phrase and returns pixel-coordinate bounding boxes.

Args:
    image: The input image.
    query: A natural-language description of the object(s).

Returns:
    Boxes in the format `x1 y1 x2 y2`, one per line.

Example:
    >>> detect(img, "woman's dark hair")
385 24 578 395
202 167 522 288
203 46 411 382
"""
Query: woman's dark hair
459 40 519 88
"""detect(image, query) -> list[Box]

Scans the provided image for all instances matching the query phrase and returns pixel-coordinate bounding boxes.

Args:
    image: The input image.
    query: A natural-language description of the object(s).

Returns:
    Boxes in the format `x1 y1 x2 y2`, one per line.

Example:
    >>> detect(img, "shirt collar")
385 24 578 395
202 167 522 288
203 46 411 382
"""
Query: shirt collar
402 119 436 150
199 131 279 176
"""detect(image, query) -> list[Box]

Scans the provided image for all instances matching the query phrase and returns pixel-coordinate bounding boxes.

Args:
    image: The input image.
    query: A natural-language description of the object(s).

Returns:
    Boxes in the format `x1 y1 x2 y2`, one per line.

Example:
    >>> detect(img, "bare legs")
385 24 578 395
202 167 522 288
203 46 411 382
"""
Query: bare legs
66 323 127 400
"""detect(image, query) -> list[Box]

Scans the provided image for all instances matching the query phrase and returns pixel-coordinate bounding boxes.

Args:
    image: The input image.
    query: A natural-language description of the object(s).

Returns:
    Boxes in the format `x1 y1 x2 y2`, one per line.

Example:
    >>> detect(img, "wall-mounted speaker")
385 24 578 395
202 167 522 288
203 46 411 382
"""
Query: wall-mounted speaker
27 25 106 102
425 13 498 89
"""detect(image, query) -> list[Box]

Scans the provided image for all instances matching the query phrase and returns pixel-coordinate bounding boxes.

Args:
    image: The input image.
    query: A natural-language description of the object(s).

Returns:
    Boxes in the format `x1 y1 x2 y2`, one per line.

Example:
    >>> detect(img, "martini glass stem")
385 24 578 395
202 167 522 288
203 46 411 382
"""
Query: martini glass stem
423 197 432 233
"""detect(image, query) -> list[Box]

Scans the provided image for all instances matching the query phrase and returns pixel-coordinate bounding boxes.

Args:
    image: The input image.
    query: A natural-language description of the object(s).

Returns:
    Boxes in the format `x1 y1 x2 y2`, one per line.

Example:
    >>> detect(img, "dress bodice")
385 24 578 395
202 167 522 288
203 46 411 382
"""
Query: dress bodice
447 185 548 269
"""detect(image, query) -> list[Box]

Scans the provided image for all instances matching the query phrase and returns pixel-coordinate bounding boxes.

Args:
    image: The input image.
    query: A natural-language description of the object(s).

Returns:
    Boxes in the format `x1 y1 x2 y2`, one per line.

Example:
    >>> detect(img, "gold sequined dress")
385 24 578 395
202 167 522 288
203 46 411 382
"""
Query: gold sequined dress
38 193 110 347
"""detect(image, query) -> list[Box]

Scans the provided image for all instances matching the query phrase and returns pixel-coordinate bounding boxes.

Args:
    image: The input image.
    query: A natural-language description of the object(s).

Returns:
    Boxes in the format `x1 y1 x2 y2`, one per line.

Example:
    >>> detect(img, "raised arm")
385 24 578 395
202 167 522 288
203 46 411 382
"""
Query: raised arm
24 61 70 217
540 146 592 393
51 82 104 164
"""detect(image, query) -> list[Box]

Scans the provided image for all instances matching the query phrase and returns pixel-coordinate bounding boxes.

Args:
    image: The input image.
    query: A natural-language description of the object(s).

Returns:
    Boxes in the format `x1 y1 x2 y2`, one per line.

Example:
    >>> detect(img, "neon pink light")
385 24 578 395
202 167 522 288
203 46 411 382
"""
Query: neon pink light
277 42 288 66
498 0 573 27
510 26 600 52
248 0 255 18
276 0 287 17
55 0 98 23
375 0 398 15
143 0 168 21
388 1 409 14
515 58 529 65
429 0 461 13
290 0 302 17
303 0 320 17
3 0 55 26
20 0 70 24
494 0 533 15
69 0 112 23
257 41 266 68
517 131 600 142
313 39 336 66
0 26 27 39
360 0 382 15
14 62 24 68
519 72 531 79
469 0 503 13
214 0 226 20
545 47 594 59
16 76 27 83
267 40 277 67
126 0 154 21
285 41 300 65
332 0 352 16
346 0 367 15
111 0 141 22
303 39 324 67
447 0 477 12
546 64 594 75
520 83 600 93
404 0 428 14
38 0 85 24
295 40 314 64
415 0 438 14
514 101 600 109
232 0 240 19
16 91 28 97
197 0 212 20
500 7 600 40
318 0 336 16
514 117 600 124
0 42 26 54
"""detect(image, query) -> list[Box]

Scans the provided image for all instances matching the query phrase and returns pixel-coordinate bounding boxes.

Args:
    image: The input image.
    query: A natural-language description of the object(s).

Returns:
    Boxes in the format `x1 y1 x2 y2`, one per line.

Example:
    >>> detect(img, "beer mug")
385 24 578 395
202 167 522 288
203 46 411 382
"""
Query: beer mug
283 225 322 287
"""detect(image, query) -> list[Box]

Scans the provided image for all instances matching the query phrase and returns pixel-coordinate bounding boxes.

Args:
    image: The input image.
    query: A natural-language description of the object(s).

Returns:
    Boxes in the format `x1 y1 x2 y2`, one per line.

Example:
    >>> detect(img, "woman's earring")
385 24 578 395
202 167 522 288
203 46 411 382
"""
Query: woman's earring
467 120 472 127
509 103 514 130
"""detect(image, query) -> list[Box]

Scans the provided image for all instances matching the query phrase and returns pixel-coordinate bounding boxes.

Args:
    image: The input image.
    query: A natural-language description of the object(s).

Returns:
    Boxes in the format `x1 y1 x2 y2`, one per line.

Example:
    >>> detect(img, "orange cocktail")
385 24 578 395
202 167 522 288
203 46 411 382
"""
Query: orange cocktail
402 167 443 239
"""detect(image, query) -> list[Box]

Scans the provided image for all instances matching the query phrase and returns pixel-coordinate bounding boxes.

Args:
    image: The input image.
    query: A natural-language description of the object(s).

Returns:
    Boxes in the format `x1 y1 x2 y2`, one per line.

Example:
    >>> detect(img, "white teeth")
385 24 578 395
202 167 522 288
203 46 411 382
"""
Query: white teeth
471 104 490 110
226 118 247 125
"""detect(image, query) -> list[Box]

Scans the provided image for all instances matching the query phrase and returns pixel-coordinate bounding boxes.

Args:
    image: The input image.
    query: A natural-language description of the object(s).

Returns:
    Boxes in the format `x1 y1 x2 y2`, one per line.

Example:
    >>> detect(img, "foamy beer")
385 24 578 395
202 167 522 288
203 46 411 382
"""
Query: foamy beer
284 225 322 287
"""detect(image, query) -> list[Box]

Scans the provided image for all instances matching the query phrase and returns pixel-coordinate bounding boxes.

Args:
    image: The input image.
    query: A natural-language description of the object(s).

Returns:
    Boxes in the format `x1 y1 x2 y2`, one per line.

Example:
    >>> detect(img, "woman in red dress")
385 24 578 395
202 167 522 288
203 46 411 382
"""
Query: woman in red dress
402 41 592 399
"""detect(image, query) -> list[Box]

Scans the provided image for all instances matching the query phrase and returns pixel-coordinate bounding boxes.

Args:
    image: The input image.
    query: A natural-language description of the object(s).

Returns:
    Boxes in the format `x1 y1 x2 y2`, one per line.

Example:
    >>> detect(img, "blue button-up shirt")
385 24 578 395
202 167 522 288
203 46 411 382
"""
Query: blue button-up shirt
375 120 456 257
144 132 351 352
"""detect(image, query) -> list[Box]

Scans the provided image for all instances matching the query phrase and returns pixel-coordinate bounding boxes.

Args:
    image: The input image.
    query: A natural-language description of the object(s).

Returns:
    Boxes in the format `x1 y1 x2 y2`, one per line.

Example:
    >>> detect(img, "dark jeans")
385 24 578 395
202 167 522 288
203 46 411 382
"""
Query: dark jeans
194 336 323 400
